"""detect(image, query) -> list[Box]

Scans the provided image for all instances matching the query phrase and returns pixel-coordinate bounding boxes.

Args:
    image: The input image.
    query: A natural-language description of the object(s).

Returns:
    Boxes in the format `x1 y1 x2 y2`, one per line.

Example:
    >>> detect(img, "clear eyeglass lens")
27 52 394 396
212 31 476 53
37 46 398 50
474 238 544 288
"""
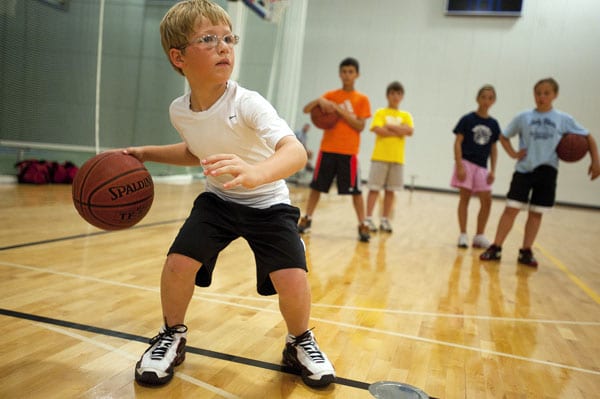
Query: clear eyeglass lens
197 34 239 48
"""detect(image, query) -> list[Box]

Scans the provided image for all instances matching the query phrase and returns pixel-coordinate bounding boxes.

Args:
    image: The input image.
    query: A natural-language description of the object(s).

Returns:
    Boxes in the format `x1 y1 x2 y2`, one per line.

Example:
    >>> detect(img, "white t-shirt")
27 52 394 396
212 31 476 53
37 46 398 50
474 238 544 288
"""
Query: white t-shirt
169 81 294 208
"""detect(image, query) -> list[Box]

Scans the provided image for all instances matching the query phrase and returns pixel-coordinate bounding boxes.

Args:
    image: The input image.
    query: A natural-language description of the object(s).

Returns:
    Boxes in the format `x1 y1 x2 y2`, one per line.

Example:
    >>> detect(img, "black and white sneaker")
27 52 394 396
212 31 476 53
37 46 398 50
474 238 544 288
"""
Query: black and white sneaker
135 324 187 386
282 329 335 387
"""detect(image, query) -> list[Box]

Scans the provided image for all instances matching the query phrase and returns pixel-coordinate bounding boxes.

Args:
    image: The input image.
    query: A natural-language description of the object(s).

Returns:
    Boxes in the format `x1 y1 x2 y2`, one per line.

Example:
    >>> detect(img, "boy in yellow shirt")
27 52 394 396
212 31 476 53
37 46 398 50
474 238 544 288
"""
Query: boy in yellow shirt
364 81 414 233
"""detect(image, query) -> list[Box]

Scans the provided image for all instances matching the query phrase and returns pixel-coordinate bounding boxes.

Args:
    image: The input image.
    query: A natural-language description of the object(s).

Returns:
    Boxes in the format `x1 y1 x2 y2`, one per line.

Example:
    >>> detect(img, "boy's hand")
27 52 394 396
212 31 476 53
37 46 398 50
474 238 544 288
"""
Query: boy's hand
589 161 600 180
456 164 466 182
201 154 263 189
122 147 145 162
317 98 337 114
514 148 527 160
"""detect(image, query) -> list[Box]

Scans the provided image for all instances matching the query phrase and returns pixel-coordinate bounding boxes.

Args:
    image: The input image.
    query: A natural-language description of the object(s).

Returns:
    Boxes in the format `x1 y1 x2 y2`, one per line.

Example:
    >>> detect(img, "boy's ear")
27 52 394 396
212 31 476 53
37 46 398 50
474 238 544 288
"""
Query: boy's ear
169 48 184 67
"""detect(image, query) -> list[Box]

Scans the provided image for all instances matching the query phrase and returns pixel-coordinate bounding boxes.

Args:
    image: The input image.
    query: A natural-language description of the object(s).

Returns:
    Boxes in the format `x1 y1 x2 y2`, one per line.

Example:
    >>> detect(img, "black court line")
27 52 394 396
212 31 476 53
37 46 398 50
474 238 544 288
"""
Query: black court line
0 308 370 391
0 219 184 251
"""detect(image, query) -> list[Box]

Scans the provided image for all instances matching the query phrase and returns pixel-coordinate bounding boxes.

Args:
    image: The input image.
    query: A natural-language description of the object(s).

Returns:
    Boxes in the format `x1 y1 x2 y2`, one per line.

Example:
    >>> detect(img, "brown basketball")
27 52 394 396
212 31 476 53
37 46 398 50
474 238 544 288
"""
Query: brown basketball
310 106 339 130
556 133 589 163
72 152 154 230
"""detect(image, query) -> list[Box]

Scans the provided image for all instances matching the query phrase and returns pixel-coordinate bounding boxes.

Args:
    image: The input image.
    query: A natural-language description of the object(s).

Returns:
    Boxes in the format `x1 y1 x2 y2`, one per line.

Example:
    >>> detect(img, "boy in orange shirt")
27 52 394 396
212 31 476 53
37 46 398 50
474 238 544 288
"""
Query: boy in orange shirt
298 57 372 242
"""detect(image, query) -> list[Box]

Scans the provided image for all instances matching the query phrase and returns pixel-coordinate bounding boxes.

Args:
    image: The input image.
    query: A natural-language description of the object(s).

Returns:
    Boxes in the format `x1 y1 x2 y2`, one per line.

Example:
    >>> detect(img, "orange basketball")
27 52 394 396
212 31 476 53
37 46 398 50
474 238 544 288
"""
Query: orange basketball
72 152 154 230
310 106 339 130
556 133 589 163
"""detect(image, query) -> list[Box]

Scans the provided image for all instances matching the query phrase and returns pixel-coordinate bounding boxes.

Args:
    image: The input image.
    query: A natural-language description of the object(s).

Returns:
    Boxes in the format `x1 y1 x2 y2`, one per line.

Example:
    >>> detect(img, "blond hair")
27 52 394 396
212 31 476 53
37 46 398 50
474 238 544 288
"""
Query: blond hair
534 77 559 94
477 84 496 100
160 0 232 75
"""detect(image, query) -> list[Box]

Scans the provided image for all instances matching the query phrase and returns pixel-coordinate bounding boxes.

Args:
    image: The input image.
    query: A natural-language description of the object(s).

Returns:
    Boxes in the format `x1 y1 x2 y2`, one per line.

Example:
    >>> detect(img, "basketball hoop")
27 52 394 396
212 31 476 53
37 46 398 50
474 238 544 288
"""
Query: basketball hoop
241 0 289 23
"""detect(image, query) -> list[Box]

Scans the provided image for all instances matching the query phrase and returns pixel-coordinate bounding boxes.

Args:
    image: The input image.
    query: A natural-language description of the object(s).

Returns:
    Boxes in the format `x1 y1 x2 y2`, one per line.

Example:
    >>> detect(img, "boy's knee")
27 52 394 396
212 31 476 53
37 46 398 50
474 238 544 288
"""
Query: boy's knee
270 268 308 294
165 253 202 276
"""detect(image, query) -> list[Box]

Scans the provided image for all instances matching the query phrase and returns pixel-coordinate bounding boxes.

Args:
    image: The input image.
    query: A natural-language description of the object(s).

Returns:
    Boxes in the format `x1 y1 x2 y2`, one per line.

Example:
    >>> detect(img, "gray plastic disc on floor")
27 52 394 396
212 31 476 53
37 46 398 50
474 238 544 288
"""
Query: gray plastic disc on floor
368 381 429 399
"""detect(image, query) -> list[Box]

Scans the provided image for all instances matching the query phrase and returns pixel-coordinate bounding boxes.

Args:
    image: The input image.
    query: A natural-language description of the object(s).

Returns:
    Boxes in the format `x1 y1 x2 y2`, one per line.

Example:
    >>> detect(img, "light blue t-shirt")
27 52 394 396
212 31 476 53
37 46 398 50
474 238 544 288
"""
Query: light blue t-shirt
503 109 588 173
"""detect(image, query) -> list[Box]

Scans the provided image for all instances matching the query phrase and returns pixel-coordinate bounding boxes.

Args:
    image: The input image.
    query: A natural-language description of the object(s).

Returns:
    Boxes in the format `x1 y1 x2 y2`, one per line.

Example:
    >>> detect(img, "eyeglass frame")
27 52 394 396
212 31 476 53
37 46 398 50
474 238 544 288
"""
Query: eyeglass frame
176 34 240 51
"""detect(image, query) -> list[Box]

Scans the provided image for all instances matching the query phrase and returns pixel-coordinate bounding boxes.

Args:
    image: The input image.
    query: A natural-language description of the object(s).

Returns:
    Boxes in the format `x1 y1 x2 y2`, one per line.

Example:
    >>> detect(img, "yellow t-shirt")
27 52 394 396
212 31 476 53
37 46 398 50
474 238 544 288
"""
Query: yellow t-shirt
369 108 414 164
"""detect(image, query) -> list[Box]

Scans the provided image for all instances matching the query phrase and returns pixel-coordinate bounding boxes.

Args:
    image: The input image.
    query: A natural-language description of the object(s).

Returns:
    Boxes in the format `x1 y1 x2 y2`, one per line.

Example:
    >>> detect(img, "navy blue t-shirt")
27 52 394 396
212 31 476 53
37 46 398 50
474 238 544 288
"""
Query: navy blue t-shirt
453 112 500 168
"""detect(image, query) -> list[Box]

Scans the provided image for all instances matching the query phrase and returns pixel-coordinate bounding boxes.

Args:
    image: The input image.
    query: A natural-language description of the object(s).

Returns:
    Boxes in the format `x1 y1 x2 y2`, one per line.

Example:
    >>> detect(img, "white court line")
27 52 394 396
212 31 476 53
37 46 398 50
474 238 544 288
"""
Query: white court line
35 322 241 399
1 260 598 326
309 317 600 376
197 291 600 326
2 260 600 376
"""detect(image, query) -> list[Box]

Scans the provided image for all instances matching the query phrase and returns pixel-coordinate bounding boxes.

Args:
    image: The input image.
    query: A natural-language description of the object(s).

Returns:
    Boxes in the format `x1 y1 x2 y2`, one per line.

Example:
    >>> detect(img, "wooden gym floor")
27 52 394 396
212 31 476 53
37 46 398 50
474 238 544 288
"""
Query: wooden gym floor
0 180 599 398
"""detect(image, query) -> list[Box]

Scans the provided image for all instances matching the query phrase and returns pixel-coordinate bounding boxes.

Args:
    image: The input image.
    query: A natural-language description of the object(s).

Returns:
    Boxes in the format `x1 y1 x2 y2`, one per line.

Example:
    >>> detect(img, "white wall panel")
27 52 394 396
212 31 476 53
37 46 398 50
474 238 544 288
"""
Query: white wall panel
292 0 600 206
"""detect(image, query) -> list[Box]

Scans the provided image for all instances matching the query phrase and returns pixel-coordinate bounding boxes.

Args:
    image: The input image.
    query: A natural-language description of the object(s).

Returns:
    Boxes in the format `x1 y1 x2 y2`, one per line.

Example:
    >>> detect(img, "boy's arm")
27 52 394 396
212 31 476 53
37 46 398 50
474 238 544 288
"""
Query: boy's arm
488 142 498 184
303 99 320 114
500 135 526 160
454 134 466 181
303 97 336 114
586 133 600 180
387 124 414 136
124 142 200 166
202 135 307 190
371 126 397 137
334 103 366 132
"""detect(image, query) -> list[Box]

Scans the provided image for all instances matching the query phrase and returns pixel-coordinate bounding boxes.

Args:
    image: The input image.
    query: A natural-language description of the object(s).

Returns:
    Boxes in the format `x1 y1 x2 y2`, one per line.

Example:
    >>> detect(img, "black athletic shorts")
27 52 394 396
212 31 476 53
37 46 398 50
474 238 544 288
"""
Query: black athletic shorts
168 192 307 296
506 165 558 208
310 151 363 194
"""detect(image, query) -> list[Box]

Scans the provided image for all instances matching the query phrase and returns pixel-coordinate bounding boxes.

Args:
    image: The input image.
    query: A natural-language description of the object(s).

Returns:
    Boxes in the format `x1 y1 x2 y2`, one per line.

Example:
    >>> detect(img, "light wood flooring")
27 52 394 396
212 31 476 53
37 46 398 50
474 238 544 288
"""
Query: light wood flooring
1 181 599 398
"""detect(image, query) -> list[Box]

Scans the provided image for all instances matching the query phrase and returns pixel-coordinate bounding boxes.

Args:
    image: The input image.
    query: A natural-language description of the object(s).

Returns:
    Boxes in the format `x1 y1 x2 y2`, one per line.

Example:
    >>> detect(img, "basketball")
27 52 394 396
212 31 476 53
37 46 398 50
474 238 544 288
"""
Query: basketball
72 152 154 230
556 133 589 162
310 106 339 130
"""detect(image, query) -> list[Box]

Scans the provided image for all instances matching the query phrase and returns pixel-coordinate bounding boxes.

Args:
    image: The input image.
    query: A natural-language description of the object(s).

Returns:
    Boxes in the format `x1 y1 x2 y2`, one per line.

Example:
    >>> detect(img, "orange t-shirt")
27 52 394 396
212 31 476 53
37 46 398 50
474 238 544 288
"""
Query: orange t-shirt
318 89 371 155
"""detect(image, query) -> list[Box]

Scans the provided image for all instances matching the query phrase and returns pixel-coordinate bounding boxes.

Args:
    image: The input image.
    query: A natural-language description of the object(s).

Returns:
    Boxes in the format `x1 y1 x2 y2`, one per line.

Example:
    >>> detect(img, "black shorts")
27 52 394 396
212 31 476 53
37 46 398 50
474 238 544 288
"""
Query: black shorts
506 165 558 208
310 151 363 194
168 192 307 296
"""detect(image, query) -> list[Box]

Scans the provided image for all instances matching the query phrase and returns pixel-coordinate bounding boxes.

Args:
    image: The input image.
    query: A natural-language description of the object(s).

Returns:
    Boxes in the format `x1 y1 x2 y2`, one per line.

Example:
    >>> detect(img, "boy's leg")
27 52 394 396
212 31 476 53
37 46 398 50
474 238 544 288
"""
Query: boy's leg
304 188 321 218
270 268 310 335
481 169 530 259
517 210 543 267
272 268 335 387
366 190 379 218
298 189 320 234
136 253 202 386
161 254 202 326
493 206 520 246
364 190 379 231
457 188 471 233
352 193 366 223
480 206 520 261
471 190 493 248
382 190 395 219
353 193 371 242
475 190 492 235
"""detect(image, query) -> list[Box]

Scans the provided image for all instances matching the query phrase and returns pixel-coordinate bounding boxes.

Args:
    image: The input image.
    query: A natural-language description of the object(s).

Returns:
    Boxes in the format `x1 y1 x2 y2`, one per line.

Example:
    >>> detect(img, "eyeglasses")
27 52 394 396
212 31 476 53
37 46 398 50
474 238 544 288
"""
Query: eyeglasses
178 34 240 50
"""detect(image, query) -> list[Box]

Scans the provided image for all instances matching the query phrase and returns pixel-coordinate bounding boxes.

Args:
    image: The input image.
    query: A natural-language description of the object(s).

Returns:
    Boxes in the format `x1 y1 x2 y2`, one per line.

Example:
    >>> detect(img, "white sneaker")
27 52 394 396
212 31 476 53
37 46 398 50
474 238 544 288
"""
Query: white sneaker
457 233 468 248
472 234 491 248
364 218 378 232
135 324 187 385
282 329 335 387
379 218 393 233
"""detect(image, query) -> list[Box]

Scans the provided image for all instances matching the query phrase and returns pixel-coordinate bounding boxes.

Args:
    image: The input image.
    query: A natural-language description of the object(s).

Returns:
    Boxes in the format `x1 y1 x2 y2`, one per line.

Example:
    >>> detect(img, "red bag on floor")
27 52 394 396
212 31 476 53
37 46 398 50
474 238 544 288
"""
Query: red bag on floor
15 160 51 184
15 160 79 184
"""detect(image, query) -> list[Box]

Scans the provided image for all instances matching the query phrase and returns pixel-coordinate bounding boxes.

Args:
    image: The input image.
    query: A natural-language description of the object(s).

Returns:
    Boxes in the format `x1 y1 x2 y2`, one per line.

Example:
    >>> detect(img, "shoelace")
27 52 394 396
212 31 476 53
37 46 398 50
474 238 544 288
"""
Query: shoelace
149 324 187 360
294 330 325 363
